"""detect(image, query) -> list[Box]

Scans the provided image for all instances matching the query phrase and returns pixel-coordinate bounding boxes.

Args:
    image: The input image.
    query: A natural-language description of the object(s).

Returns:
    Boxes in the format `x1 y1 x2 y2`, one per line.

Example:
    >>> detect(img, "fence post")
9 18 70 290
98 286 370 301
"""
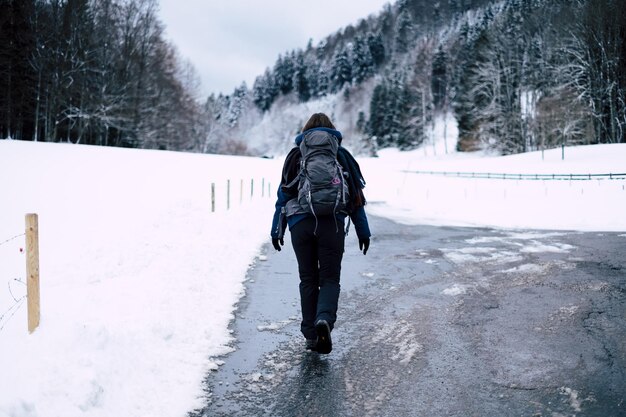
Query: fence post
251 179 254 199
227 179 231 210
25 213 40 333
262 178 265 197
211 183 215 212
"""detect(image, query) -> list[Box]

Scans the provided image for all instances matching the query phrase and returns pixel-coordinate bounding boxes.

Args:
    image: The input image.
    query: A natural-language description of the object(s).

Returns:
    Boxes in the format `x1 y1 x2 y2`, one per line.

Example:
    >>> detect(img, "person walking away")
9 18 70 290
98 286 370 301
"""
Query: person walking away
270 113 371 354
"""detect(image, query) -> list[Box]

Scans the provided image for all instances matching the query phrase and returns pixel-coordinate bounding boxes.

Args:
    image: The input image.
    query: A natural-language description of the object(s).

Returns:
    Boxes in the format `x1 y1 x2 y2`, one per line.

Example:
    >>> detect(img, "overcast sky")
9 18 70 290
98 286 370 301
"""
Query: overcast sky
158 0 392 97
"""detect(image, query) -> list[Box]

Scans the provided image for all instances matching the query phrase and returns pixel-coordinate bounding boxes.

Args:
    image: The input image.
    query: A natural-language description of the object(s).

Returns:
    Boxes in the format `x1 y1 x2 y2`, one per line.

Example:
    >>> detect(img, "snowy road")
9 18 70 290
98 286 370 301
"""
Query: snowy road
190 214 626 417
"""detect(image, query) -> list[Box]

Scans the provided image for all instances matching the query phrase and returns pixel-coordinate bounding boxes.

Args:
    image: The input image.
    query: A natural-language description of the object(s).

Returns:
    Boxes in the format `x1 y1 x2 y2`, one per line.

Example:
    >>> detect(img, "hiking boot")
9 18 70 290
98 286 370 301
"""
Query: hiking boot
305 338 317 351
315 320 332 354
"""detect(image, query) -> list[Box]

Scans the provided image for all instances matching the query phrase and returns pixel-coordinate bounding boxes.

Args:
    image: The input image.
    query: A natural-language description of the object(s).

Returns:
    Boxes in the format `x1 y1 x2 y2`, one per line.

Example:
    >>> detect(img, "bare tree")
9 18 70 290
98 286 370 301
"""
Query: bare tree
570 0 626 144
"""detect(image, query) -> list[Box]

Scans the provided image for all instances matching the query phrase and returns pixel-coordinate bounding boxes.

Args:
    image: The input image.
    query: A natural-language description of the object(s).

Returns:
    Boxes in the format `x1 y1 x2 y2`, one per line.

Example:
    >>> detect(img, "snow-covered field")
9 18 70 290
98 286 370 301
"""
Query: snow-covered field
364 143 626 231
1 138 625 417
0 141 280 417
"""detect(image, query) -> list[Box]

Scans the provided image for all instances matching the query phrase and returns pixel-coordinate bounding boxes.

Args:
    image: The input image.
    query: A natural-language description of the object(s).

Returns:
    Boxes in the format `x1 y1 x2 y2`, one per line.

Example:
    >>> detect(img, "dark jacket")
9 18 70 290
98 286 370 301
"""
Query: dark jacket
270 128 371 240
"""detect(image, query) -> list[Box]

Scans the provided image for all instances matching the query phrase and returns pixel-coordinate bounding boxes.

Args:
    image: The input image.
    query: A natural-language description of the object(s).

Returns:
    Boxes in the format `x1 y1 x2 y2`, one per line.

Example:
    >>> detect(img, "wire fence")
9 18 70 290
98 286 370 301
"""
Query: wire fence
0 232 26 332
1 280 26 332
404 171 626 181
210 177 272 212
0 233 25 247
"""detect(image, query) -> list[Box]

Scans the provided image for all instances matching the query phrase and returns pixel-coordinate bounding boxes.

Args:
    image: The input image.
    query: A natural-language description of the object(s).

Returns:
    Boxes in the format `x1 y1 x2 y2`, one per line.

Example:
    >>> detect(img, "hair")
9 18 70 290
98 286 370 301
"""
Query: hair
302 113 335 132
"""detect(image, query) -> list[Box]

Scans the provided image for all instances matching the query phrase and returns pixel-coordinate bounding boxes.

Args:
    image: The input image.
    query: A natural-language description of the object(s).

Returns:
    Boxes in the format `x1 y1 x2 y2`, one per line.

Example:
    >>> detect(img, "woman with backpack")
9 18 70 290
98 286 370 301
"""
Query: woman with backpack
270 113 371 354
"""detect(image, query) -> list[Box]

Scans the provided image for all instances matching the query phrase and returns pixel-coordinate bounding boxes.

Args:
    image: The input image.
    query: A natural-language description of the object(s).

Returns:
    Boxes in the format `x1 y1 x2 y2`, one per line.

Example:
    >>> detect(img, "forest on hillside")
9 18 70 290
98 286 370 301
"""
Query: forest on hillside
1 0 625 155
0 0 203 150
242 0 626 155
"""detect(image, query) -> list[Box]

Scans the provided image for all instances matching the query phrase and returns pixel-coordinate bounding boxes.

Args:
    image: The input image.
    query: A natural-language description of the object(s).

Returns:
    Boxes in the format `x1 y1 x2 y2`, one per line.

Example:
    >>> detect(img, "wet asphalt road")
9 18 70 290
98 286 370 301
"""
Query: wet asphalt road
190 213 626 417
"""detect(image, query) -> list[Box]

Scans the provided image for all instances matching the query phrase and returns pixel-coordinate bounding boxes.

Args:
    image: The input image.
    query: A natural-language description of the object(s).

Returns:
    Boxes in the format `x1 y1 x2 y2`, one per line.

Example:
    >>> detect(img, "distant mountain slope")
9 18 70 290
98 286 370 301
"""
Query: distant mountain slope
205 0 625 156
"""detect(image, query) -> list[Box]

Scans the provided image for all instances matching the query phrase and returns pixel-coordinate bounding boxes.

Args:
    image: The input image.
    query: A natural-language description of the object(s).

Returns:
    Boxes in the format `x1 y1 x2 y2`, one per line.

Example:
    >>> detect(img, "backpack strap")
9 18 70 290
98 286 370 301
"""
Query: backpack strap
337 147 367 209
280 147 302 195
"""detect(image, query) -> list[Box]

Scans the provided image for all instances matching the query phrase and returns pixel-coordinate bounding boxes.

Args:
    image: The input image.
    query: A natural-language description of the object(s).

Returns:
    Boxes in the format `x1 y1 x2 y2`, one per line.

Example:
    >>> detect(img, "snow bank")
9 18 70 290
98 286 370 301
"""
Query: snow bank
0 140 280 417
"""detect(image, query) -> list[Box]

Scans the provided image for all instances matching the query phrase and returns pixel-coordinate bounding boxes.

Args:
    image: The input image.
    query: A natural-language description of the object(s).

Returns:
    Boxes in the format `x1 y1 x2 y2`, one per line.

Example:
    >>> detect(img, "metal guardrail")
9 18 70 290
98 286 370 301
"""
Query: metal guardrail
404 171 626 180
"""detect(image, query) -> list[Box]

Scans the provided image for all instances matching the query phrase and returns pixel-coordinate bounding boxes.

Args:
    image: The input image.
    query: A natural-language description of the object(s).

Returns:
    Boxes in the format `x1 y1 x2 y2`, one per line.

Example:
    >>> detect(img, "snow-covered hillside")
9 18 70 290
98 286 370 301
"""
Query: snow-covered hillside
1 139 624 417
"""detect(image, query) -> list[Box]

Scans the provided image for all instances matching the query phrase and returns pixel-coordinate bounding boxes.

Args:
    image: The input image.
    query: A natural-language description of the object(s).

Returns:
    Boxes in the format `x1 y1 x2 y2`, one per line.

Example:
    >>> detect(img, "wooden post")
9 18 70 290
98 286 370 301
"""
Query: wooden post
211 183 215 212
226 179 231 210
250 179 254 199
25 213 40 333
262 178 265 197
268 182 271 198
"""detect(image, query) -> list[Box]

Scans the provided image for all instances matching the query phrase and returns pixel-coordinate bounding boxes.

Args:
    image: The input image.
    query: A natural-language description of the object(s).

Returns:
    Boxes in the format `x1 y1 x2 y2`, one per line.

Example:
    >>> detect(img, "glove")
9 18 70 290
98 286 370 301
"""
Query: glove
358 237 370 255
272 237 284 251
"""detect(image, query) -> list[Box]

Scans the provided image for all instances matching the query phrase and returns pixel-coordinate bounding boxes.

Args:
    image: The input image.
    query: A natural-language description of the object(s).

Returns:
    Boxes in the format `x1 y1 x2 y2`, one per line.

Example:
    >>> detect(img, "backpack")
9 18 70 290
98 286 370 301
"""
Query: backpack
284 129 350 218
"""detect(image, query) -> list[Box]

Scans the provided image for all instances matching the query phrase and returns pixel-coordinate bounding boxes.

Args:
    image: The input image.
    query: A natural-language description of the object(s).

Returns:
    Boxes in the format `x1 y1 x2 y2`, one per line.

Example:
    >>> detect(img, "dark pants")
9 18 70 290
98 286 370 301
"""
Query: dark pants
290 216 345 340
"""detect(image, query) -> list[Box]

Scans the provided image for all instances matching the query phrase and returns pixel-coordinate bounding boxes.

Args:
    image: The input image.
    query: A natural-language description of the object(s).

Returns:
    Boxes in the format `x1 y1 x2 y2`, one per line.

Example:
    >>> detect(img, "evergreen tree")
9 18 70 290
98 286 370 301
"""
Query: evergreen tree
452 24 486 151
431 45 448 111
227 83 248 127
367 73 423 149
432 2 442 31
316 66 330 96
330 46 352 91
389 73 425 150
400 85 425 149
397 0 412 15
273 53 294 95
305 61 320 98
394 9 414 54
252 69 277 111
202 94 219 153
367 31 386 66
292 51 310 102
352 35 375 84
368 83 389 147
449 0 461 17
356 111 367 133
